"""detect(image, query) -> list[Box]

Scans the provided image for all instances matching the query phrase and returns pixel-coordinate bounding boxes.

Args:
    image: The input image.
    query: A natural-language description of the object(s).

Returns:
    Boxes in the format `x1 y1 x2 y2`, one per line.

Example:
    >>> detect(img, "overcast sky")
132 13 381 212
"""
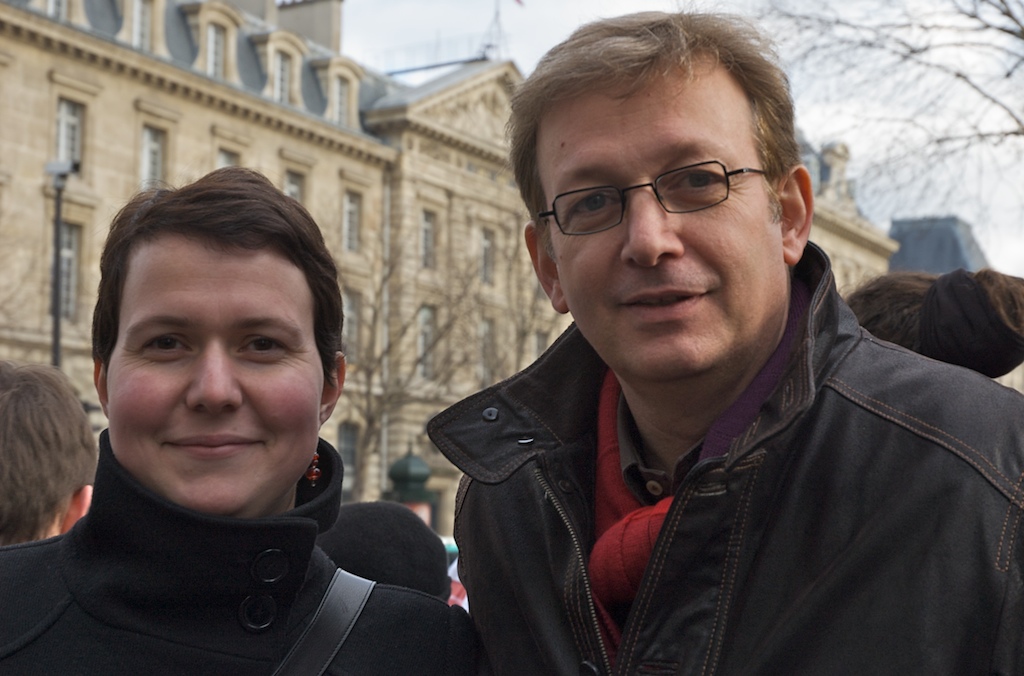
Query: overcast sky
341 0 1024 275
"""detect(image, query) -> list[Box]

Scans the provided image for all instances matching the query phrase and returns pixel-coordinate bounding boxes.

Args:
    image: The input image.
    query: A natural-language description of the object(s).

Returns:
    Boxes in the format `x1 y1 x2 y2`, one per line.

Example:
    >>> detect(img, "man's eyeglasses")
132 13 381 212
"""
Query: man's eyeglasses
538 160 766 236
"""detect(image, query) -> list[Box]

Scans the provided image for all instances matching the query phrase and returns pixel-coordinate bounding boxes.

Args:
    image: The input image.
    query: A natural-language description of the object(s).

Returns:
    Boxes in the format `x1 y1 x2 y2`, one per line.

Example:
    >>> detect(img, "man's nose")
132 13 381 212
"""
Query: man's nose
619 185 686 266
185 346 243 412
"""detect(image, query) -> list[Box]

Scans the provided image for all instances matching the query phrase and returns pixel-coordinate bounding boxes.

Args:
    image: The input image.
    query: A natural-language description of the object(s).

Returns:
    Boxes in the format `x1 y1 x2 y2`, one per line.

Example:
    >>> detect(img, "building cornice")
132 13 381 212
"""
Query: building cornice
366 114 508 166
0 1 397 167
813 202 899 258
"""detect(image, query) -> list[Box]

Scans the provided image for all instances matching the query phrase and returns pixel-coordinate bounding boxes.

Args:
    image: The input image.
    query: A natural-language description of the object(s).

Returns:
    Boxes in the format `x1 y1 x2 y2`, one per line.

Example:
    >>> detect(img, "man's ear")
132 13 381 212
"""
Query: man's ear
93 359 109 417
319 352 345 425
525 221 569 314
777 165 814 266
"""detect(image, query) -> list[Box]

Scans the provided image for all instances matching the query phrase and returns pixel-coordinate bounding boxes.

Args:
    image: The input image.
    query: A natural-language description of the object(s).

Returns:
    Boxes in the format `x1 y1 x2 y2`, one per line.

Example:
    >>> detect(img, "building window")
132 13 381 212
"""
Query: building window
206 24 227 79
132 0 153 50
337 422 359 501
417 305 436 379
47 0 68 20
343 191 361 252
342 289 360 363
216 148 239 168
284 170 304 202
333 76 349 126
421 210 436 269
480 317 496 385
58 222 81 322
140 125 165 185
481 228 495 285
56 98 84 167
274 51 292 104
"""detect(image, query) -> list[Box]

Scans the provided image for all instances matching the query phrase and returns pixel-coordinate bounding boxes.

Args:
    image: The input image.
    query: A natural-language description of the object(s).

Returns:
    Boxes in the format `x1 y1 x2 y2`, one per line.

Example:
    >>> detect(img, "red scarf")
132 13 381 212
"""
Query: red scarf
589 370 673 664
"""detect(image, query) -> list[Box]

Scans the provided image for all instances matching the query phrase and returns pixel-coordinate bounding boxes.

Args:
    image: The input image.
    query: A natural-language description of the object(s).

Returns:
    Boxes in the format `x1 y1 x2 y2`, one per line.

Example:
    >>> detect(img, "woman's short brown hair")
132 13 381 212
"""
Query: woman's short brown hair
91 166 344 385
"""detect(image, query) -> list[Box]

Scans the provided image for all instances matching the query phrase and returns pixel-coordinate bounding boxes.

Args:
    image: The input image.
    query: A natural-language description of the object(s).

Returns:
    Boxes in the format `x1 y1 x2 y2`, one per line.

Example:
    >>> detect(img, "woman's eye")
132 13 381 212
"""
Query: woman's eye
250 337 279 351
151 336 180 350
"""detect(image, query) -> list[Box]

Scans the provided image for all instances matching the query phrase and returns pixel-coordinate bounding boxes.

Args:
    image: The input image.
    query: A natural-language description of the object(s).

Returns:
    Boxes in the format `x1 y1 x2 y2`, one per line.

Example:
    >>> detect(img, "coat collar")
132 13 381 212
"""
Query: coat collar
61 431 342 657
428 244 857 481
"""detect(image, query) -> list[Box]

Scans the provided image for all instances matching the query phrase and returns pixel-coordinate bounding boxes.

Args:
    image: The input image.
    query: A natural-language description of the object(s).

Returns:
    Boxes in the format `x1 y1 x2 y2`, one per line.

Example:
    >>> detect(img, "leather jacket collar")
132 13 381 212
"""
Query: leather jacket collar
429 243 853 481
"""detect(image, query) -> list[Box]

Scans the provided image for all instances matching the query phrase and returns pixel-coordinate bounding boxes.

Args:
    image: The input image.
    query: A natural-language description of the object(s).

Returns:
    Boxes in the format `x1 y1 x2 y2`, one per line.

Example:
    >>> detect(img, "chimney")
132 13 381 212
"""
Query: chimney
277 0 344 53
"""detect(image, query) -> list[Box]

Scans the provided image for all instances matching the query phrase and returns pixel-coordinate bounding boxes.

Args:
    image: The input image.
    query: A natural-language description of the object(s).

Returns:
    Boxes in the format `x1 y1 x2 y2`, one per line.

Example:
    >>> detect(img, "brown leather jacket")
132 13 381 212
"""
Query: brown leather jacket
429 244 1024 675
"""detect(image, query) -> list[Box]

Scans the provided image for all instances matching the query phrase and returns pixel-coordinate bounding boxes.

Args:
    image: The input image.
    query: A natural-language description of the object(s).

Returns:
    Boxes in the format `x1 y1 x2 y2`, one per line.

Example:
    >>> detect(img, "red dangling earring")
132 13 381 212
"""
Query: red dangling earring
305 451 322 486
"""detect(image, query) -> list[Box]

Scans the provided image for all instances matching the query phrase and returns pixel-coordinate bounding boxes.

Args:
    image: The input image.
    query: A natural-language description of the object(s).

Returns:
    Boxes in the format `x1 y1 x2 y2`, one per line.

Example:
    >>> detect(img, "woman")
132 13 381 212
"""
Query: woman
0 167 479 674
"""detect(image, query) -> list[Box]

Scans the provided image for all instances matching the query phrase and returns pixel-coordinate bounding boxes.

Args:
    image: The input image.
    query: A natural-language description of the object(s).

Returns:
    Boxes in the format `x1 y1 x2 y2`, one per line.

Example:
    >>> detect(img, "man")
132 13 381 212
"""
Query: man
0 360 97 545
428 11 1024 675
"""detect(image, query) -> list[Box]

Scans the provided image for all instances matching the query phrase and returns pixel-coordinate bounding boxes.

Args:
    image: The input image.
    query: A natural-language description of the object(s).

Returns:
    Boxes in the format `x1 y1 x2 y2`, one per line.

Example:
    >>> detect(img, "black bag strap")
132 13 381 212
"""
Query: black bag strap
271 568 376 676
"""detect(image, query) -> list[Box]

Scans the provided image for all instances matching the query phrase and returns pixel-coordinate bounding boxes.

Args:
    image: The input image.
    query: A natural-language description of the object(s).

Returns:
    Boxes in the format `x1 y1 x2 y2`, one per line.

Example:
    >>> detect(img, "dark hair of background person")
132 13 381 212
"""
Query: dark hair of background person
91 166 344 386
0 360 98 545
846 268 1024 377
317 501 452 601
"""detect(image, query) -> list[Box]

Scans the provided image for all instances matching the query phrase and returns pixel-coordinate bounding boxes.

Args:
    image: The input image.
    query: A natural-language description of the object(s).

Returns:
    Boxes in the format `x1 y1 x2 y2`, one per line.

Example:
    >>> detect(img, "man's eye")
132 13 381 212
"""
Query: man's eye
581 192 610 213
565 189 619 217
664 170 716 192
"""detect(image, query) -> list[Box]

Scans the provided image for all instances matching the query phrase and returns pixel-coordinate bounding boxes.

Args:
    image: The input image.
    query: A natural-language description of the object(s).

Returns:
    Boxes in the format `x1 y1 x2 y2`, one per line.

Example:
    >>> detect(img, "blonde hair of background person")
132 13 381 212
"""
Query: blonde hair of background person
0 360 97 545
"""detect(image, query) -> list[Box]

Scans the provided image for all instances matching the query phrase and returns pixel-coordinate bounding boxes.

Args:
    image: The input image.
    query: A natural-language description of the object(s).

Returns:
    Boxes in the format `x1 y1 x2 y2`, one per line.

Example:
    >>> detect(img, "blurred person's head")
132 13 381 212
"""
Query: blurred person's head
0 361 97 545
91 166 345 518
317 501 451 600
847 268 1024 377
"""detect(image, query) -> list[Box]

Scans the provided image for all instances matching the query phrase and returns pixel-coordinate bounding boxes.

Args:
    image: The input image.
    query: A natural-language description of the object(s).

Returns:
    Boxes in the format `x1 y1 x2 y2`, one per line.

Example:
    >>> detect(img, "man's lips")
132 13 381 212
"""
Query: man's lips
622 290 705 306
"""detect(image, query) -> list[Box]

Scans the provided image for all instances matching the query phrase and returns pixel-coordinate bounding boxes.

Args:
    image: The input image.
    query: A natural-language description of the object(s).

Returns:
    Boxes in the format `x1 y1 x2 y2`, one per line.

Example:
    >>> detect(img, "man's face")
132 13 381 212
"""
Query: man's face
527 66 810 398
95 233 343 518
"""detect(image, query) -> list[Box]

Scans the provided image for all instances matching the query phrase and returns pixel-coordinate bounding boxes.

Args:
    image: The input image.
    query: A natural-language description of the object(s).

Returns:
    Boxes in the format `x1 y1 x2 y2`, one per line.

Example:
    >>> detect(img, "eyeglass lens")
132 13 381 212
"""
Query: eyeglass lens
552 161 731 234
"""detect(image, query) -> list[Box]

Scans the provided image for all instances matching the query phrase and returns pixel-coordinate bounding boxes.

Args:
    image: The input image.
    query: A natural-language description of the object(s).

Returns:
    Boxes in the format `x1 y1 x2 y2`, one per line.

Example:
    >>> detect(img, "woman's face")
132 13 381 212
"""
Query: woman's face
94 234 343 518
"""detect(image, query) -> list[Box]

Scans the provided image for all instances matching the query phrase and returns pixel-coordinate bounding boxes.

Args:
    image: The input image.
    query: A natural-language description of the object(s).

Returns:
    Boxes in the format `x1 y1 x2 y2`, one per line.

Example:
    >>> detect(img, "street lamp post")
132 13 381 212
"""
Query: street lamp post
44 160 78 368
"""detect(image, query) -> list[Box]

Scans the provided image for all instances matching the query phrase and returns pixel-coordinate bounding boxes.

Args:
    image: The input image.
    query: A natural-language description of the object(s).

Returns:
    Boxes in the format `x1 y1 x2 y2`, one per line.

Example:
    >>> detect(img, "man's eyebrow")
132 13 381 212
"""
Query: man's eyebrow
559 142 712 185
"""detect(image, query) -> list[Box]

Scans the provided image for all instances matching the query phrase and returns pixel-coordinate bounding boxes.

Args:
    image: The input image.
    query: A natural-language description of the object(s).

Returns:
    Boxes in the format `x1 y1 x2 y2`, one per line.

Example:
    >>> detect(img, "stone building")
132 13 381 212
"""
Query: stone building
0 0 894 534
801 140 899 296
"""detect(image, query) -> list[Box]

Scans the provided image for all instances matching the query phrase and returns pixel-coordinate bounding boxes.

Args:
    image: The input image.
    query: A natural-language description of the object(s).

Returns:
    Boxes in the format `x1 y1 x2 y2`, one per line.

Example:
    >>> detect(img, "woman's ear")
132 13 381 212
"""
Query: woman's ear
319 353 345 425
93 359 109 417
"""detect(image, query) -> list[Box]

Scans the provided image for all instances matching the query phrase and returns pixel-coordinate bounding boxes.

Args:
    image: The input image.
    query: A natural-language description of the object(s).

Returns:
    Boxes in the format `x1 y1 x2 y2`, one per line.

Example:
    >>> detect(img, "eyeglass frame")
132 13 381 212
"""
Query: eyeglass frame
537 160 767 236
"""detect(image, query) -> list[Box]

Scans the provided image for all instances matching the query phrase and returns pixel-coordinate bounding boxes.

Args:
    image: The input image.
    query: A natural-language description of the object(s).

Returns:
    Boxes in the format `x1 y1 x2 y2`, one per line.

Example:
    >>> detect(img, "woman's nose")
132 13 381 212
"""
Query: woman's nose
185 347 243 412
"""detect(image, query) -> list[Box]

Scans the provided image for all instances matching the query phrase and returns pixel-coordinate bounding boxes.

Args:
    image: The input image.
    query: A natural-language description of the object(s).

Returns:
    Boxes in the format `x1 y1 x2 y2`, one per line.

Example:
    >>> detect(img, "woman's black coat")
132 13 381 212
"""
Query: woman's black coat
0 432 479 675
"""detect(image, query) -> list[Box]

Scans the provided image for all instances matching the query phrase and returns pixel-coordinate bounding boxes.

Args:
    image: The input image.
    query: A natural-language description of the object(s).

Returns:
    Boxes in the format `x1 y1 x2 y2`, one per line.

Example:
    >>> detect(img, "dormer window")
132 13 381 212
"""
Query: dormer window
274 51 292 104
206 23 226 78
333 76 349 126
181 2 243 84
47 0 68 20
131 0 153 50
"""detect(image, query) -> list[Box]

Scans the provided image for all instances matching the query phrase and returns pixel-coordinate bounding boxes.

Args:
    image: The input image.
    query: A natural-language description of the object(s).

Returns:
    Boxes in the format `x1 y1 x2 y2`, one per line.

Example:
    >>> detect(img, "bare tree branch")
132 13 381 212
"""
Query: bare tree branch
763 0 1024 254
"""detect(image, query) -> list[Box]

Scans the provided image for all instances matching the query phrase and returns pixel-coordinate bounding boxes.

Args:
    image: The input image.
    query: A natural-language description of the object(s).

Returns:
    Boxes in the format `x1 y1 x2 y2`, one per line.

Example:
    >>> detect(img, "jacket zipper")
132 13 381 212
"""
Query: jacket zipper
533 467 614 675
615 455 727 675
